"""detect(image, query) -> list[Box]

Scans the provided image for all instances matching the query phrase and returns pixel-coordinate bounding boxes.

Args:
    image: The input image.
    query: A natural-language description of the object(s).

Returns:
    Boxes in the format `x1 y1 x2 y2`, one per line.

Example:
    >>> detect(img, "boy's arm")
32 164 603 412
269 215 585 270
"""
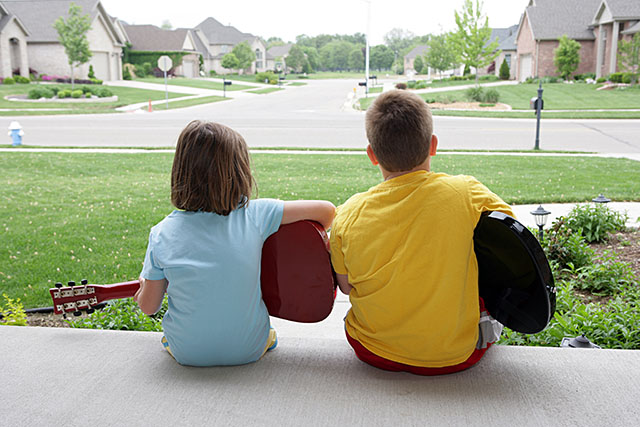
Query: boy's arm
336 273 353 295
281 200 336 230
134 277 168 315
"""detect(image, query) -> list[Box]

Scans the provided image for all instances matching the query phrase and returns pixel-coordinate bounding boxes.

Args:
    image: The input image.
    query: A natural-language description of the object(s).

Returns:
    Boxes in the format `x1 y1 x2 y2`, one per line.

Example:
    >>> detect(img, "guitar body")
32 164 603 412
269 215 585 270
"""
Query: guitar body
50 220 336 323
474 211 556 334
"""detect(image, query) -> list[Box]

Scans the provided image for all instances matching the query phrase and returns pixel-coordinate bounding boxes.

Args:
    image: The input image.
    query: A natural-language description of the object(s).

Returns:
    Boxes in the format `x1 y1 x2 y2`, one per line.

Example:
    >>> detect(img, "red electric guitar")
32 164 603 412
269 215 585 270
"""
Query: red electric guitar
49 220 337 323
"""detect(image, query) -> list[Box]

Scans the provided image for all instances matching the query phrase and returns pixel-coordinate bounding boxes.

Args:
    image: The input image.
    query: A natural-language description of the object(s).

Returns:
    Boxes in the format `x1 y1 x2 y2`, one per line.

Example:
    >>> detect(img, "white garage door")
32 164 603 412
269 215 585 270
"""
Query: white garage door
519 54 533 82
90 52 110 80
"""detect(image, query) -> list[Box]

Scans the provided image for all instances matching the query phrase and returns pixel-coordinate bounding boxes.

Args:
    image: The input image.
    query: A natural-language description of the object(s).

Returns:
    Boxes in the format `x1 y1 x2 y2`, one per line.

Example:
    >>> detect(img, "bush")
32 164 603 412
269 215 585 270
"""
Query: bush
123 66 132 80
134 62 153 78
88 65 95 79
14 75 30 84
542 217 595 269
27 87 55 99
499 60 510 80
95 87 113 97
71 89 83 98
567 252 635 294
565 204 628 243
395 82 407 90
3 77 15 85
608 72 624 83
0 293 27 326
465 86 484 102
80 85 95 96
57 89 71 98
482 88 500 103
596 77 607 83
256 71 277 84
69 297 166 331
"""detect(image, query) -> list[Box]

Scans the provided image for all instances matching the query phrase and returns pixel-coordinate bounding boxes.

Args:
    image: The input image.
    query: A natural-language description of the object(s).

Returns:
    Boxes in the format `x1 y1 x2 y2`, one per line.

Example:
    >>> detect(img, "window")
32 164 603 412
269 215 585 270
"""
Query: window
255 49 262 60
221 45 228 53
505 53 512 68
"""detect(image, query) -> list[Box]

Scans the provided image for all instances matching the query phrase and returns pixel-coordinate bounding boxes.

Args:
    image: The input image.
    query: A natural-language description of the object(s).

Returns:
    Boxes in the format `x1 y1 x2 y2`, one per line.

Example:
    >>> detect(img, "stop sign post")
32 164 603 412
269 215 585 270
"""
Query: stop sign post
157 55 173 109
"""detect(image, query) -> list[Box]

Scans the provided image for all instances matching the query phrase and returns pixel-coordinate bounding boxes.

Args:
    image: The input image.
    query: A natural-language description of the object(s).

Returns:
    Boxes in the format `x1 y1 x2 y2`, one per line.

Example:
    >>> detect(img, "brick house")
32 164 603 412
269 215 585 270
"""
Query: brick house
480 25 518 79
1 0 125 81
123 24 200 78
194 17 268 75
266 43 293 72
515 0 640 81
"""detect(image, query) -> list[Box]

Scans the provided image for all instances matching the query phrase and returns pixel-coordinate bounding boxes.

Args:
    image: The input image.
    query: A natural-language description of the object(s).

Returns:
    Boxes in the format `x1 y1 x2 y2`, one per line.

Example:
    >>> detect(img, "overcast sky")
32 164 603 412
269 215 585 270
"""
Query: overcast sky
102 0 529 45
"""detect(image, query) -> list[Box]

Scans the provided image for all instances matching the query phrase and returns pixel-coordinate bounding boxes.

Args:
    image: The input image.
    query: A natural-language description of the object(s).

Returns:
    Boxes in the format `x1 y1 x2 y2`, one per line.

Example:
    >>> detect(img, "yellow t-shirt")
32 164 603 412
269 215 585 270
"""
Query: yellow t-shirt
330 170 514 367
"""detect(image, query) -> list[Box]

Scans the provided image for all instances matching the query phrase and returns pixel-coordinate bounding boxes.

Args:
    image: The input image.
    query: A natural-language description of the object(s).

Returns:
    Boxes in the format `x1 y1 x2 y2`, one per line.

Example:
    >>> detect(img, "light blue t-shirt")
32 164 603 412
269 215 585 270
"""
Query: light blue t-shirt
141 198 284 366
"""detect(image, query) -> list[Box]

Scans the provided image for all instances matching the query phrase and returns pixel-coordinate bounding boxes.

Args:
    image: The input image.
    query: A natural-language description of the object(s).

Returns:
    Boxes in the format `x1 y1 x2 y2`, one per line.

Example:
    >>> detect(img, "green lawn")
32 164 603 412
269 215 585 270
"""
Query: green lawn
0 83 185 116
248 87 284 94
1 151 639 308
135 77 253 91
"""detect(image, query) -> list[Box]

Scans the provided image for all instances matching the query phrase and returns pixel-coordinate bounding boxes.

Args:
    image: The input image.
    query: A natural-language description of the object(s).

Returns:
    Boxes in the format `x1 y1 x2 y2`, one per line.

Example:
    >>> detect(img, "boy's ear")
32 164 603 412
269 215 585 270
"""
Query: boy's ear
366 144 379 166
429 134 438 157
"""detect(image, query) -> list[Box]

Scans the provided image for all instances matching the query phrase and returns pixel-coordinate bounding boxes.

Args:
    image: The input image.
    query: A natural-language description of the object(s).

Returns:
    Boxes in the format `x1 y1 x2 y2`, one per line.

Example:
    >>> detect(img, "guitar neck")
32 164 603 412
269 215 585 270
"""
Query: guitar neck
95 281 141 302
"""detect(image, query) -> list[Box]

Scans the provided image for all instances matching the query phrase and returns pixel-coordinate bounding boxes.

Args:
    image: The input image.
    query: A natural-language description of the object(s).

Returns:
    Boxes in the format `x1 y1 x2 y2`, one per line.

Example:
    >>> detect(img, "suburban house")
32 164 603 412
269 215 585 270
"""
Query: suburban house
266 43 293 72
479 25 518 78
0 3 30 79
195 17 268 75
515 0 640 81
123 24 200 78
404 45 430 76
1 0 125 81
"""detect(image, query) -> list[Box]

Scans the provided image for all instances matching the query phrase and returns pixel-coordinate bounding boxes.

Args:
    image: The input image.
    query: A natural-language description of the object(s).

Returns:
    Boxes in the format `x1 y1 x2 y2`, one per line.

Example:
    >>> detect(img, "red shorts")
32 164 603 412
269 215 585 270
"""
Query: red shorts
345 298 497 376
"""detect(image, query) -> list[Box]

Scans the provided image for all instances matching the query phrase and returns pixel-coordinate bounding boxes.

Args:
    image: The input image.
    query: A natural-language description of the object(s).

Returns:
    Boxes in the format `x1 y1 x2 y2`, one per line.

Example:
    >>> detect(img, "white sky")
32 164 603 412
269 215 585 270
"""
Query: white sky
101 0 529 45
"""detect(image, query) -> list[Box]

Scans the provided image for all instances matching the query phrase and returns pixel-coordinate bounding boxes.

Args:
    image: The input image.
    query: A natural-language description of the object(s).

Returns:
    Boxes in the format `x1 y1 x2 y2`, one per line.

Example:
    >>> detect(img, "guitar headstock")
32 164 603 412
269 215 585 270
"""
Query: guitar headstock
49 279 98 316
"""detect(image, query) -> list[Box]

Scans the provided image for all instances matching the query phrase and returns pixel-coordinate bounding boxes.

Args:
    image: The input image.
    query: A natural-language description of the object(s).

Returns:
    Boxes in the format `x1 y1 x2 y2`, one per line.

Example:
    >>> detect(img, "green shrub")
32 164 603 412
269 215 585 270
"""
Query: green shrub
88 65 96 79
596 77 607 83
80 85 94 95
3 77 15 85
27 87 55 99
57 89 71 98
565 204 627 243
90 78 103 85
482 88 500 103
542 217 594 269
499 60 510 80
14 75 30 84
567 253 635 294
0 293 27 326
608 72 624 83
95 87 113 97
465 86 484 102
71 89 83 98
69 297 167 331
123 67 132 80
256 71 277 84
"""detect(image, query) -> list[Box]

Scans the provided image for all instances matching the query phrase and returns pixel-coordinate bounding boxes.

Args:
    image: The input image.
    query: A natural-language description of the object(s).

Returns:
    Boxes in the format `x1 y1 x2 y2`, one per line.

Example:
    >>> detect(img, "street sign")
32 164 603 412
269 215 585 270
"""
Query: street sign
157 55 173 72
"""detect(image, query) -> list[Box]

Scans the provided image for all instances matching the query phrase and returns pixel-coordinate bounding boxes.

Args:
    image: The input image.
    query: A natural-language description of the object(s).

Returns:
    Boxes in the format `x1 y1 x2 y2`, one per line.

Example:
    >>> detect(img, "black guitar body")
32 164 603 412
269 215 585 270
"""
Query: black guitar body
474 211 556 334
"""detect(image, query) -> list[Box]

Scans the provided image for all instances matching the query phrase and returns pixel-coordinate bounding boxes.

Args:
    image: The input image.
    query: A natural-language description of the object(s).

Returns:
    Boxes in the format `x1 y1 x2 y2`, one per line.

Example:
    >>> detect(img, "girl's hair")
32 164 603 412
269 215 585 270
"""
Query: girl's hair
171 120 254 215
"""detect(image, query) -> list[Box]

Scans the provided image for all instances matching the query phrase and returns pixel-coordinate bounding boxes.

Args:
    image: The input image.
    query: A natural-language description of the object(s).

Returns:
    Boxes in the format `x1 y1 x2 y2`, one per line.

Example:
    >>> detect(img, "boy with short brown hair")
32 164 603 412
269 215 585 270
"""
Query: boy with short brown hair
330 90 514 375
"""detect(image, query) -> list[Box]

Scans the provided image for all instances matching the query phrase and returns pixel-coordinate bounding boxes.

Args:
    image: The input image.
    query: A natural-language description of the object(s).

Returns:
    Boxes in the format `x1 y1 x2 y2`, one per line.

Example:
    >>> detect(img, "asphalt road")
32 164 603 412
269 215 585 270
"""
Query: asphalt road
7 79 640 153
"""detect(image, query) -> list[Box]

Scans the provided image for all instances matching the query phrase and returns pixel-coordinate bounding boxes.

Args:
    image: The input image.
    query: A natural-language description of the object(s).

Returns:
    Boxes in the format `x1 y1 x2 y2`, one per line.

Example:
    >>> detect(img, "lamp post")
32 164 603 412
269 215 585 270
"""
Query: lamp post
534 81 543 150
363 0 371 96
530 204 551 241
592 194 611 204
560 334 601 349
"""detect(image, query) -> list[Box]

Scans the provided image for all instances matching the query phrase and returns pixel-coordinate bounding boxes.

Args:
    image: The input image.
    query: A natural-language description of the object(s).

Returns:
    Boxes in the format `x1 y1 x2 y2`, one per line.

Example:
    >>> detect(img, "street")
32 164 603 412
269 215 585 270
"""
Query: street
7 79 640 154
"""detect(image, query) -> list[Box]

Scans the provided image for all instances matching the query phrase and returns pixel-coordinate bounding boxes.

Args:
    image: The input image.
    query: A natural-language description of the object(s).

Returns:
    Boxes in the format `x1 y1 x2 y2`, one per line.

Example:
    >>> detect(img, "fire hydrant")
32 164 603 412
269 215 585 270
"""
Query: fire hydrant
8 121 24 146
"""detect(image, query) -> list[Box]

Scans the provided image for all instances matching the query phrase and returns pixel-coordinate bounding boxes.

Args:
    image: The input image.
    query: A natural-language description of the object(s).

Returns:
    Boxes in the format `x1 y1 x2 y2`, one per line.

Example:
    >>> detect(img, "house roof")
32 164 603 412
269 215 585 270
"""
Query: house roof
622 20 640 34
124 24 195 52
405 44 429 59
267 43 292 58
191 29 212 57
0 3 29 35
524 0 601 40
601 0 640 19
195 17 256 45
490 25 519 51
1 0 121 44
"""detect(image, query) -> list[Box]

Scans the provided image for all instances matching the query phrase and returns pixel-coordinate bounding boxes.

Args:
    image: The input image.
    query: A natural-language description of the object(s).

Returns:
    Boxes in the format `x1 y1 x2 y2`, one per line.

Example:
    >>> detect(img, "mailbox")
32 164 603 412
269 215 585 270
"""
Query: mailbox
530 97 544 110
358 81 367 87
224 81 232 86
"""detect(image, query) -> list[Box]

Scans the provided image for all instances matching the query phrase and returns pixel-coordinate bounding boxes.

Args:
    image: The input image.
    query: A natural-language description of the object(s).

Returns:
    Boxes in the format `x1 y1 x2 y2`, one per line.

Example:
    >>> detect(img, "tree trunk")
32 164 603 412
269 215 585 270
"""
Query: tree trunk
70 64 75 90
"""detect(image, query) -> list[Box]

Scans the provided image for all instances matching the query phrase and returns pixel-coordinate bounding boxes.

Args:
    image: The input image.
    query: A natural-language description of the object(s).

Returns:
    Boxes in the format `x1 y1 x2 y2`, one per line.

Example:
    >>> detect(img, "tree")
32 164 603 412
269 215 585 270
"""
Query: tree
221 53 239 71
231 42 256 73
53 2 92 89
413 55 424 74
301 46 320 71
384 28 415 60
161 20 172 30
425 34 458 78
450 0 499 84
286 45 306 72
348 47 364 71
266 36 285 49
319 40 354 71
554 35 581 80
618 33 640 85
370 44 394 70
499 59 510 80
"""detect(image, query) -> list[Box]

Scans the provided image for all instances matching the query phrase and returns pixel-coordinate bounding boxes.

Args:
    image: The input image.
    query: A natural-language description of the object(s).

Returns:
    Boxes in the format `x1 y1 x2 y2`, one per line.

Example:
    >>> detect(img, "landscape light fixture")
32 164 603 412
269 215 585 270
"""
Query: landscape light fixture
530 205 551 241
560 334 601 349
592 194 611 204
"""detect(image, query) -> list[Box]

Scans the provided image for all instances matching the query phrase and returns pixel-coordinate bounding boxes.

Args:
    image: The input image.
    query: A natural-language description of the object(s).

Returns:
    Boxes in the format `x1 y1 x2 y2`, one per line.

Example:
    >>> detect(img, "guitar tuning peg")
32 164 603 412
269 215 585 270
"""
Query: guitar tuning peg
81 279 88 285
86 308 95 314
68 281 76 287
73 311 82 317
55 282 63 288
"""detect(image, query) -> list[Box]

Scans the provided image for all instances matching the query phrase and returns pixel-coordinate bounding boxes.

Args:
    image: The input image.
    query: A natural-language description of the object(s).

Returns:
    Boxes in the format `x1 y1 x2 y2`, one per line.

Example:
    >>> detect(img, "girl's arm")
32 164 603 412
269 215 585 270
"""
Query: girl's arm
281 200 336 230
134 277 168 315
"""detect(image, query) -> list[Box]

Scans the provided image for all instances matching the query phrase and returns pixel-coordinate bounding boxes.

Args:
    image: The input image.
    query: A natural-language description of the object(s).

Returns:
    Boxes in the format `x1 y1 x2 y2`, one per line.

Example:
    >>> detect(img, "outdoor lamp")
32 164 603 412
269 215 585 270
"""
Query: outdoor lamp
530 205 551 241
592 194 611 204
560 334 601 349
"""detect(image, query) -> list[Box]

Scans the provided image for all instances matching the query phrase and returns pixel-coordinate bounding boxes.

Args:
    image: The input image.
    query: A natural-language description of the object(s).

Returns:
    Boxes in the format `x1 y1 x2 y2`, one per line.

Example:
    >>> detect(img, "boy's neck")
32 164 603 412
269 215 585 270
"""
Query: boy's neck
381 158 431 181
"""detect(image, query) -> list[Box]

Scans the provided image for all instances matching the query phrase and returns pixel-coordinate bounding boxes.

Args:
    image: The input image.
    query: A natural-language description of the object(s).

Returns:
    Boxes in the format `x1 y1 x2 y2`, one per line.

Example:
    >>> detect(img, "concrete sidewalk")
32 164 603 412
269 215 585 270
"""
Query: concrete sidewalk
2 325 639 426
